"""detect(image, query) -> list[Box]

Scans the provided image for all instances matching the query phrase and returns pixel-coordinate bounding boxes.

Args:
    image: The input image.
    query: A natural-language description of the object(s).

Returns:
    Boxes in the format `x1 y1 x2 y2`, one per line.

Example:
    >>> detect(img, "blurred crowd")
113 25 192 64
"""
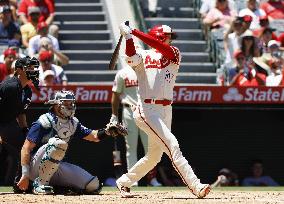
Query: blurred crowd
199 0 284 86
212 159 279 187
0 0 68 87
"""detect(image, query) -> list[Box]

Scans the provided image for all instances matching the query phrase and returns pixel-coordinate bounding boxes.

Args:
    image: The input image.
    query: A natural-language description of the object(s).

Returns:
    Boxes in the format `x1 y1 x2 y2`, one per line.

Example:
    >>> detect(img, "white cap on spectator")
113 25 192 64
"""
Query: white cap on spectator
39 37 52 47
240 29 254 38
43 70 55 79
268 40 280 48
28 6 40 15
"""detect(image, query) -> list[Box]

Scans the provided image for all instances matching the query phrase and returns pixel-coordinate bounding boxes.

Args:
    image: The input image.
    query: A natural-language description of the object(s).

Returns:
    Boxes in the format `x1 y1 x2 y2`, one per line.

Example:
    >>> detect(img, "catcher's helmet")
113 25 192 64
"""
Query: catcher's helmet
148 25 177 42
45 90 76 118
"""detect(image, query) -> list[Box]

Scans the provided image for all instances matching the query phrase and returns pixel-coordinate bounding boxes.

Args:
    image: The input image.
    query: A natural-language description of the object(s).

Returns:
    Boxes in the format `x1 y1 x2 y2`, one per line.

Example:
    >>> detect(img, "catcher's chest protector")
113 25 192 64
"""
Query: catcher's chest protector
38 113 78 143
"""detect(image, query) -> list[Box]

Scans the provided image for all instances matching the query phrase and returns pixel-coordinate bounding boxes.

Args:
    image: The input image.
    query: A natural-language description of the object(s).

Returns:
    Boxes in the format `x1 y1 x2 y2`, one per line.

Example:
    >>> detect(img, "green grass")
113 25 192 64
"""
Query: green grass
1 186 284 193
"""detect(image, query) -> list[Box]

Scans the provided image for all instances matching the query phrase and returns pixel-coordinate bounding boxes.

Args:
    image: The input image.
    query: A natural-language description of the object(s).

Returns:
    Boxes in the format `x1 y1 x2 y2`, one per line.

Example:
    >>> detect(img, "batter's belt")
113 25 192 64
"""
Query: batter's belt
143 99 172 106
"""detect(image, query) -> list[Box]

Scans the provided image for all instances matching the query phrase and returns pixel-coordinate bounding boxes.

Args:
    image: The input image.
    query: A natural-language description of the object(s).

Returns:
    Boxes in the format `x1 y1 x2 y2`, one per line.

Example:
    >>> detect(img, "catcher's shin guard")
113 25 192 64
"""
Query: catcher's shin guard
38 138 68 186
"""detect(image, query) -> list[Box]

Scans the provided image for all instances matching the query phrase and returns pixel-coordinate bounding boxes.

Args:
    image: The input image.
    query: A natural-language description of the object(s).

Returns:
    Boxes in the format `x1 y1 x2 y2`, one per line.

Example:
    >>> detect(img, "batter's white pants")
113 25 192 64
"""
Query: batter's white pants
117 103 201 190
123 106 148 170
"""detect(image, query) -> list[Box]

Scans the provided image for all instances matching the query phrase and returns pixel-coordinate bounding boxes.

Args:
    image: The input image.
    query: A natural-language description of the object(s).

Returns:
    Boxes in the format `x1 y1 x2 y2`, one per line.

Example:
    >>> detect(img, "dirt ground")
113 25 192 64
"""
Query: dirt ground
1 189 284 204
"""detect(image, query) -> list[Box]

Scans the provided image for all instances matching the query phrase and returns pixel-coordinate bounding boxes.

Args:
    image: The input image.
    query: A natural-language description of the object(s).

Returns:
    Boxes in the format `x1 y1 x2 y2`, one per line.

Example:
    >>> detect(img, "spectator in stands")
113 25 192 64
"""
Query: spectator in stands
242 159 279 186
240 29 260 62
277 32 284 49
39 69 55 86
0 39 25 63
267 40 282 57
253 15 278 40
260 0 284 20
28 21 59 56
203 0 237 31
20 6 40 48
38 50 67 85
0 0 18 22
240 14 253 31
0 48 16 82
35 36 69 66
224 18 245 66
230 54 266 86
0 5 20 44
239 0 266 30
18 0 58 38
211 168 239 187
258 27 276 54
227 50 246 83
199 0 236 19
266 57 284 86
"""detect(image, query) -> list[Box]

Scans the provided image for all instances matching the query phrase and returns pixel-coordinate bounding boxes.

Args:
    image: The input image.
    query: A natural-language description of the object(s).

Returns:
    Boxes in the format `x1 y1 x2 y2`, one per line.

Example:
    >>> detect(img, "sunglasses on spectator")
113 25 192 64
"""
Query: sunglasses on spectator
243 36 254 40
30 13 40 16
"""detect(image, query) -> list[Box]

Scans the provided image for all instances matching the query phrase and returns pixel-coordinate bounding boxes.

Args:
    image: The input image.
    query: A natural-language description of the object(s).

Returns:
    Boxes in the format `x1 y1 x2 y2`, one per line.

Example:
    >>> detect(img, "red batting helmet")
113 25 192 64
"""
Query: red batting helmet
148 25 177 42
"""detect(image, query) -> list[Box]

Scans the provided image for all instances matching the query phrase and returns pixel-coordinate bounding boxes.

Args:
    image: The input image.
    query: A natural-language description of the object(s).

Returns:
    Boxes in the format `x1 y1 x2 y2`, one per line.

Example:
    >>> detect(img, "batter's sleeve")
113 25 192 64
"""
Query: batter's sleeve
112 71 124 94
170 46 181 65
74 122 93 139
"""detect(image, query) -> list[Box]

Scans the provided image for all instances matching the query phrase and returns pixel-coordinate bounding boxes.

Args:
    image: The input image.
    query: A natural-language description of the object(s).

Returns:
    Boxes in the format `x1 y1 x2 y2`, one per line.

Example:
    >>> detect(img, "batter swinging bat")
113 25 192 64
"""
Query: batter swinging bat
108 21 129 70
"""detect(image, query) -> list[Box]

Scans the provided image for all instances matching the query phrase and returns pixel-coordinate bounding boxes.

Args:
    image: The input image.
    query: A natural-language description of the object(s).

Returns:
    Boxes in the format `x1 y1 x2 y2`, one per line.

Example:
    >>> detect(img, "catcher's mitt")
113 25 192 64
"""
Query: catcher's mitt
105 122 128 137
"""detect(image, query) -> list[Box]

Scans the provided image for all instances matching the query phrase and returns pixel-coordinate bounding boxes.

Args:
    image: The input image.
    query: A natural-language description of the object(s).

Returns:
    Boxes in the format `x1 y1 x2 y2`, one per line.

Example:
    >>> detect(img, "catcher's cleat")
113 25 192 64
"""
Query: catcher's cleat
33 178 54 195
33 185 54 195
192 184 211 198
116 180 134 198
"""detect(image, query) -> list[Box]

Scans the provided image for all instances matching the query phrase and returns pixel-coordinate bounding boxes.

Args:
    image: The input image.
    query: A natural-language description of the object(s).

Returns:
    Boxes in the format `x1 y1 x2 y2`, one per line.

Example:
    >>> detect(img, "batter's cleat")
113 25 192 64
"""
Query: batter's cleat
116 180 134 198
192 184 211 198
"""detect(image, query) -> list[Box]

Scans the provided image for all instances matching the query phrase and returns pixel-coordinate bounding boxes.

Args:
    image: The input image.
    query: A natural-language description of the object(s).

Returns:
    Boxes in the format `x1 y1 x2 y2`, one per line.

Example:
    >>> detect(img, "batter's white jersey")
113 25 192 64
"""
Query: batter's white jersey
127 46 181 101
112 67 139 106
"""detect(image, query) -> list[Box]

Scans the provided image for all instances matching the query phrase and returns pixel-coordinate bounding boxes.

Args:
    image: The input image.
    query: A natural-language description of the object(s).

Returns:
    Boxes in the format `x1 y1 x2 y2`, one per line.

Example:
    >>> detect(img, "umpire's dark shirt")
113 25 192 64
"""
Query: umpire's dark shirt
0 76 32 124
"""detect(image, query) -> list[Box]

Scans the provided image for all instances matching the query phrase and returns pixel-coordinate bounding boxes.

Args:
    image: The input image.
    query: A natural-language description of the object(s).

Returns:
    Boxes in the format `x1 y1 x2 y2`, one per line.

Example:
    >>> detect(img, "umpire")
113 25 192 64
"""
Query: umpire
0 56 39 185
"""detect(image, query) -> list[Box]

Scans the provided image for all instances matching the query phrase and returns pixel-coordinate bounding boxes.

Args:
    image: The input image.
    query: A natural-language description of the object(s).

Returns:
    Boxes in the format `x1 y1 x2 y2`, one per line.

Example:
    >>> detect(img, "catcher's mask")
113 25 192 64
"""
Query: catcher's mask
15 56 40 90
148 25 177 42
45 90 76 119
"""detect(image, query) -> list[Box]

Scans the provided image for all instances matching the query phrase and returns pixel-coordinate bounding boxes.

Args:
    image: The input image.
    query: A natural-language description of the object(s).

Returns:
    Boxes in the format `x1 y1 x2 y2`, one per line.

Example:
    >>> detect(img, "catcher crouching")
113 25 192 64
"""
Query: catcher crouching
14 90 127 195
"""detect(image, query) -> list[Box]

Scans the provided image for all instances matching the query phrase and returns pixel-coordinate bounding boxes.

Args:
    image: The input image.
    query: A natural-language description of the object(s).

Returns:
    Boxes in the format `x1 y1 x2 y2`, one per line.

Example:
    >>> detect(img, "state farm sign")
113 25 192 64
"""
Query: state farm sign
223 87 284 103
31 85 284 104
173 87 212 102
32 86 112 103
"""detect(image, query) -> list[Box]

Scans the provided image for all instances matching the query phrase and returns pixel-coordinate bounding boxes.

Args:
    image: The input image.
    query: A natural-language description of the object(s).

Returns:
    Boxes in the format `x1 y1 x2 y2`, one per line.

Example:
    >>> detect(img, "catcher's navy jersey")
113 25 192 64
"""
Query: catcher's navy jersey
27 112 92 148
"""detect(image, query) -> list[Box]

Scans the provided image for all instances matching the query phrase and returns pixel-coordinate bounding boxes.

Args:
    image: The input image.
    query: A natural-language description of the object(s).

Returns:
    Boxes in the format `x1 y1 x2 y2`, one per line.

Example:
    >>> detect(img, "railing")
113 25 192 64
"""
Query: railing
129 0 147 33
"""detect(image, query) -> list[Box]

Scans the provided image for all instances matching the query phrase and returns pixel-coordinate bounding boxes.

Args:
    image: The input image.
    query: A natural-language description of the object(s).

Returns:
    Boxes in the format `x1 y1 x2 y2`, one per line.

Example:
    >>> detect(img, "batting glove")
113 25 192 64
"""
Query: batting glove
119 21 132 40
110 114 118 124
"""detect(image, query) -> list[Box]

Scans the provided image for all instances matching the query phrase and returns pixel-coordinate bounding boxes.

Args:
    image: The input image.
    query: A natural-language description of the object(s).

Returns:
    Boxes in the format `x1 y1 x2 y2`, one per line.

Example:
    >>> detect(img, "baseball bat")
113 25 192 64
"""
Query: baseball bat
108 21 129 70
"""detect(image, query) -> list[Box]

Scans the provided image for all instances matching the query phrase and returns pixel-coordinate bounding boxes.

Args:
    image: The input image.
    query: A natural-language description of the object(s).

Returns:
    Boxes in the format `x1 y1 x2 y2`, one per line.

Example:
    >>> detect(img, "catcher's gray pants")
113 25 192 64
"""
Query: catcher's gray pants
123 105 148 170
29 144 94 190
